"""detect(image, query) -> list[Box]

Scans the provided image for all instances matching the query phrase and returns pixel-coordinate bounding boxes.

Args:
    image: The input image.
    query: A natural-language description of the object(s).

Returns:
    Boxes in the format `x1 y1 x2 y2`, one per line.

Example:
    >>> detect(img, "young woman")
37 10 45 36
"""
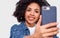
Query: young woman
10 0 59 38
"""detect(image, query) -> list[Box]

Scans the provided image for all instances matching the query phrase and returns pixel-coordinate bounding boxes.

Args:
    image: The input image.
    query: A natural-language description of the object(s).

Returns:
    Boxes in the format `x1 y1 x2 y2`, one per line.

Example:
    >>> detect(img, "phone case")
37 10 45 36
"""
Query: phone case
41 6 57 25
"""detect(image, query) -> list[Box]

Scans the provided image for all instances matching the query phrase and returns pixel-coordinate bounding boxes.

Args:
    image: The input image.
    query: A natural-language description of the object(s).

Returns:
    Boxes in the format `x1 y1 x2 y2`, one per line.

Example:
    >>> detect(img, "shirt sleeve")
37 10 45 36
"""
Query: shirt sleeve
10 24 24 38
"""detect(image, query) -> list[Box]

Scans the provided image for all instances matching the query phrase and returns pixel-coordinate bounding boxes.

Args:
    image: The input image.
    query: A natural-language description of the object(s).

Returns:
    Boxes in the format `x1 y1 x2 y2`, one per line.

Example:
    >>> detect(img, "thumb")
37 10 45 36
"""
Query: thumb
36 15 42 29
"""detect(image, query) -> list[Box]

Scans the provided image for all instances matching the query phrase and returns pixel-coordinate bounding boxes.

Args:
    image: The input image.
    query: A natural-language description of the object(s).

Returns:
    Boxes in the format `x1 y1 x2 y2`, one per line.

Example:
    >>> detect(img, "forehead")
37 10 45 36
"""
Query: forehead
27 2 40 9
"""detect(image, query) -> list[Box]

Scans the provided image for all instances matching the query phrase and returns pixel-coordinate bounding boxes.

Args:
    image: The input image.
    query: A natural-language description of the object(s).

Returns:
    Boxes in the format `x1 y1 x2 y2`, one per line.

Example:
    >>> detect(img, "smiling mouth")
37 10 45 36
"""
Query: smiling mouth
28 17 35 21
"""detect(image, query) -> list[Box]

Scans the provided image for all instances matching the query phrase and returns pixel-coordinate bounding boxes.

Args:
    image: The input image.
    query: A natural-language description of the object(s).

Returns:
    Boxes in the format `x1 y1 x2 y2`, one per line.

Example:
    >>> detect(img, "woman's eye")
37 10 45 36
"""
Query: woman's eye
35 11 39 13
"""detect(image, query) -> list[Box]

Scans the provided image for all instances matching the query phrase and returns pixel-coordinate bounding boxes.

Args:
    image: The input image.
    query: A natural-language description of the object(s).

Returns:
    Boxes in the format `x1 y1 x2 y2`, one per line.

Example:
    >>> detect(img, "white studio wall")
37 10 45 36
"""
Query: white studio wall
0 0 19 38
0 0 60 38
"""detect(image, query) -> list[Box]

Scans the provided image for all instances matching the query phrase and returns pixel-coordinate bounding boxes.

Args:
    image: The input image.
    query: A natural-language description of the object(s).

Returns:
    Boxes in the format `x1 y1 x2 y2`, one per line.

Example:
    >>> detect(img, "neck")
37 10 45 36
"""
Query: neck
25 21 35 27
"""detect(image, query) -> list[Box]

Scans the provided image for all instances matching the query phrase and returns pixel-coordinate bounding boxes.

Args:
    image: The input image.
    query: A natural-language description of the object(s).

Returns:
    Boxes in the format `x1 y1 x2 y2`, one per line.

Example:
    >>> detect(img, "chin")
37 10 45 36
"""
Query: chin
27 20 36 24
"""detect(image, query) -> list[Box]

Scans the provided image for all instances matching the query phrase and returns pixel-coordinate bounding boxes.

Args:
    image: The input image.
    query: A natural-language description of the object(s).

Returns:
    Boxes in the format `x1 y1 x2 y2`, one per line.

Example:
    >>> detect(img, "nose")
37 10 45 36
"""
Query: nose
30 11 34 16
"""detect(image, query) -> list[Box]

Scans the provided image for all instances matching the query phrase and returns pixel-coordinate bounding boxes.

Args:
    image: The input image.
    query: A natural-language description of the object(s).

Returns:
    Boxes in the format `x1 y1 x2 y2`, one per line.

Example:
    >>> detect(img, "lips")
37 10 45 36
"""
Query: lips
28 16 35 21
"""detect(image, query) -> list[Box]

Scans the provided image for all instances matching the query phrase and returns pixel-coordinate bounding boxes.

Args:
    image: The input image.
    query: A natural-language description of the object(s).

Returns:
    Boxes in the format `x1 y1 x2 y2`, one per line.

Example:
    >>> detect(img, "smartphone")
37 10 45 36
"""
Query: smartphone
41 6 57 25
41 6 58 38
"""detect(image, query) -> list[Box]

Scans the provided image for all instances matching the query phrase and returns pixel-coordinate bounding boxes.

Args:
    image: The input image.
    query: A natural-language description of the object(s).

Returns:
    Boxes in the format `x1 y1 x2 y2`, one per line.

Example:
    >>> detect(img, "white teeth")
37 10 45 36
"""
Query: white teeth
29 17 34 20
29 17 33 19
28 16 35 21
29 18 34 19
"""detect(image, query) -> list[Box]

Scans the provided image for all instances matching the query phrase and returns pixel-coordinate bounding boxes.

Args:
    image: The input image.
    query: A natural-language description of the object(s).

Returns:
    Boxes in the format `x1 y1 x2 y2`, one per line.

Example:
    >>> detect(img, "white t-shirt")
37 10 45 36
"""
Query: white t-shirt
28 25 36 35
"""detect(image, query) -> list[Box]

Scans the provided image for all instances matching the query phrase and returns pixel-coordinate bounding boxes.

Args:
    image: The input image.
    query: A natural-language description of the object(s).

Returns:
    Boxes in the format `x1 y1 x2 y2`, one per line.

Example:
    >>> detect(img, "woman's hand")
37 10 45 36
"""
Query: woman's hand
40 22 59 37
34 15 59 38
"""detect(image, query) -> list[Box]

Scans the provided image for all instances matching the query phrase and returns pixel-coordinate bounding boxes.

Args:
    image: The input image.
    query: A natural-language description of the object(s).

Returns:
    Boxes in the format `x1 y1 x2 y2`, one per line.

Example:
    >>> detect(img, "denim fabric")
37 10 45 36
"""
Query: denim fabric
10 22 58 38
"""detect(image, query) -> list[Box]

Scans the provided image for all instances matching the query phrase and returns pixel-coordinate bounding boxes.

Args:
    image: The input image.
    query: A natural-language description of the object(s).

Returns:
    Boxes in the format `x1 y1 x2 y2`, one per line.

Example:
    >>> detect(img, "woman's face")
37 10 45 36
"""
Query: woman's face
25 2 41 25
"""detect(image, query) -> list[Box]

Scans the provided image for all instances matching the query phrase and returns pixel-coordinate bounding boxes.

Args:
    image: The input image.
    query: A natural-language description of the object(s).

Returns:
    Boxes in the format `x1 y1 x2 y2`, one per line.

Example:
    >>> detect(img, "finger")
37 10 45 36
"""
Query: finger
36 15 42 29
37 15 42 25
42 30 59 37
41 27 59 34
46 27 59 33
42 22 58 29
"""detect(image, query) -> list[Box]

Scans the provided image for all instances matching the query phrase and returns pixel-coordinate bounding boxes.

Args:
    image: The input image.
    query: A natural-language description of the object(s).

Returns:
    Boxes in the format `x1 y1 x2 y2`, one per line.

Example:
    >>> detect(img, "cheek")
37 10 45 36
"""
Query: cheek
35 14 40 19
34 14 40 23
25 12 29 19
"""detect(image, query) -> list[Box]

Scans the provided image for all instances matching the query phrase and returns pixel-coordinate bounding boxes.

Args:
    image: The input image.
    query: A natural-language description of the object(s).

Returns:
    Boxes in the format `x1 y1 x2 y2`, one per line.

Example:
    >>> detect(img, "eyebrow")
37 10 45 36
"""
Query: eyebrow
34 8 40 11
27 7 40 11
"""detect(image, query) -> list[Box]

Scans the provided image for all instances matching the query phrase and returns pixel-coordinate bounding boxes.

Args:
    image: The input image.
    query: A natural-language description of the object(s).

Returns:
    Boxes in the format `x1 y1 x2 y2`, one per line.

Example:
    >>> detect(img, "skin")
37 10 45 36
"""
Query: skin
24 2 59 38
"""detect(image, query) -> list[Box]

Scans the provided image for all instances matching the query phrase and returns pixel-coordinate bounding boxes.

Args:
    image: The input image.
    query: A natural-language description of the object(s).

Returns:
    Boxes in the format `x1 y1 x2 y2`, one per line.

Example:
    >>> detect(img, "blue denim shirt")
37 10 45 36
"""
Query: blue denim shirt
10 22 58 38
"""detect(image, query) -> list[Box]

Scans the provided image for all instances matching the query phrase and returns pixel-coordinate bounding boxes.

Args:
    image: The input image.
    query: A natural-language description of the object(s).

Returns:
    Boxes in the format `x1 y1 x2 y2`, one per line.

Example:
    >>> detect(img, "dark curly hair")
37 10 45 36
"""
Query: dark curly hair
13 0 50 22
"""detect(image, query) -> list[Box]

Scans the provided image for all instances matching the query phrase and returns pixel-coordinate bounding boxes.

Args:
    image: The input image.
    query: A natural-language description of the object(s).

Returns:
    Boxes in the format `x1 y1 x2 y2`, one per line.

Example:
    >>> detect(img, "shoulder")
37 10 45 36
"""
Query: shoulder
10 22 25 32
10 22 25 38
10 22 27 33
10 23 23 35
11 24 18 28
11 24 19 32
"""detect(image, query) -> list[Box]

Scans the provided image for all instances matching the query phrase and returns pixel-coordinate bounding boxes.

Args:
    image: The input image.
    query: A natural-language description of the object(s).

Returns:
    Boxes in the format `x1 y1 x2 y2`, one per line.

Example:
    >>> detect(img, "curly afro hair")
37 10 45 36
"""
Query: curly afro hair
13 0 50 22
